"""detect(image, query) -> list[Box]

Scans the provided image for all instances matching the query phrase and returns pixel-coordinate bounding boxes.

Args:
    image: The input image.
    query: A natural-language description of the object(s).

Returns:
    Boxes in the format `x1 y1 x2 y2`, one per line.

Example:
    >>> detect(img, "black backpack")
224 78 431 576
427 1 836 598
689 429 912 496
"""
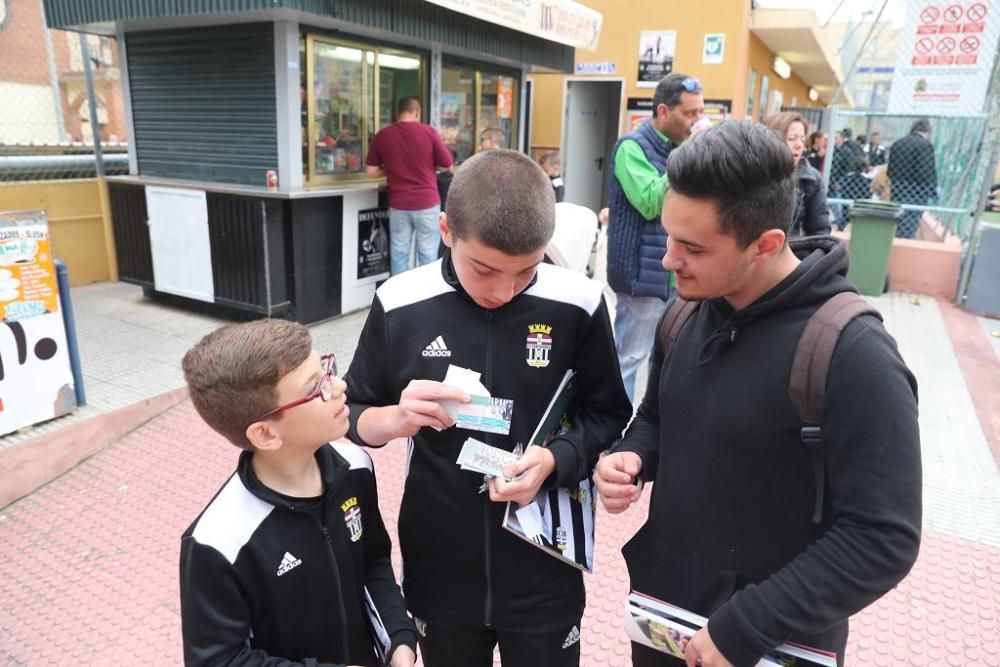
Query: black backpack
658 292 882 524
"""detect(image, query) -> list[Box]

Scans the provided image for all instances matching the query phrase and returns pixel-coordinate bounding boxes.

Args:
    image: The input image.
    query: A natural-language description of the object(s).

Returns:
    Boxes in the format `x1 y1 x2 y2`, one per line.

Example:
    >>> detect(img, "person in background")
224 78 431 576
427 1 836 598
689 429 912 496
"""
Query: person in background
764 112 831 237
887 118 937 239
539 152 566 202
806 131 827 173
606 73 704 403
367 96 454 275
866 131 887 166
480 127 506 151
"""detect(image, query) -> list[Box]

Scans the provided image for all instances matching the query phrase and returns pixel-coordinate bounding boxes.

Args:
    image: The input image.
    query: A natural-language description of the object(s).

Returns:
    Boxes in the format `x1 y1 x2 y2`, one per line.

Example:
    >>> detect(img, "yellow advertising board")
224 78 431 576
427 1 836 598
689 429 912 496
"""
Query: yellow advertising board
0 210 59 321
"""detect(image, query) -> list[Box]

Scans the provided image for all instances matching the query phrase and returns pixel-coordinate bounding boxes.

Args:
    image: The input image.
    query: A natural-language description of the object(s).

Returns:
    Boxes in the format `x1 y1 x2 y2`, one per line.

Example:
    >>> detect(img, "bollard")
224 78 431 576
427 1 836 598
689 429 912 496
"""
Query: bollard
53 260 87 407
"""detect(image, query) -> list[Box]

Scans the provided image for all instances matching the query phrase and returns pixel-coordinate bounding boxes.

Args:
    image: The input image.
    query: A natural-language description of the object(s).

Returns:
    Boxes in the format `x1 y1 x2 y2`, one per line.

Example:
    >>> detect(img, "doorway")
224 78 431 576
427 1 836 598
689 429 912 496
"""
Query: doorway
560 79 624 213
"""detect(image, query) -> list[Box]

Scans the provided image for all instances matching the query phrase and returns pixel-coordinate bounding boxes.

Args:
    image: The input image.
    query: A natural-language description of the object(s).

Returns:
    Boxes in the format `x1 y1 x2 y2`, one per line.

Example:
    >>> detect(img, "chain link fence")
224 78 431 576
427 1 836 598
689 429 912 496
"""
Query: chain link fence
823 108 990 241
0 0 128 182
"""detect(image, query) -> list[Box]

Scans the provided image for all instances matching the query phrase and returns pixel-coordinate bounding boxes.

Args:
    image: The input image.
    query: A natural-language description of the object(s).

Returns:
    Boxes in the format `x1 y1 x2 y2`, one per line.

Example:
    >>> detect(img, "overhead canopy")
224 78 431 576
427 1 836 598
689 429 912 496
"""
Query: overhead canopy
750 9 849 106
421 0 603 51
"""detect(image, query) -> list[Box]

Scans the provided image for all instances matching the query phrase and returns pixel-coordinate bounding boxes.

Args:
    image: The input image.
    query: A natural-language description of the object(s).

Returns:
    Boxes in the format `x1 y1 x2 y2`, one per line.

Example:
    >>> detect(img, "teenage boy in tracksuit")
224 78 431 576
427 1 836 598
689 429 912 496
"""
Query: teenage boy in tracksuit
345 149 633 666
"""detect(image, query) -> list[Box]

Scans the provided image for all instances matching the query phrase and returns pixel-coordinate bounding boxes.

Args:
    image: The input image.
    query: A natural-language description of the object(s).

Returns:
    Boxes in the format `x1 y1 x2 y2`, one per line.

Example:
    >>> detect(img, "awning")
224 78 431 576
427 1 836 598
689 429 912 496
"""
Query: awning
422 0 603 51
750 9 849 106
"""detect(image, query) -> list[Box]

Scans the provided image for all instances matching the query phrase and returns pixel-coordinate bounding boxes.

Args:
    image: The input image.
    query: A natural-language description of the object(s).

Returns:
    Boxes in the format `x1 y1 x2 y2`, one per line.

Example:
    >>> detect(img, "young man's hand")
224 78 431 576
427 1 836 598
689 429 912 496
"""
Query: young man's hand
489 446 556 506
684 627 733 667
389 644 416 667
397 380 469 436
593 451 643 513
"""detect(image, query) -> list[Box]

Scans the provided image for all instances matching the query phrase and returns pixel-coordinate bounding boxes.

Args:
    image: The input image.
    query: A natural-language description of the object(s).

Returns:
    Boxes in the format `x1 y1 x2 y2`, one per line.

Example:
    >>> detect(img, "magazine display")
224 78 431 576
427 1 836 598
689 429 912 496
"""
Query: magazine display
624 592 837 667
501 370 597 572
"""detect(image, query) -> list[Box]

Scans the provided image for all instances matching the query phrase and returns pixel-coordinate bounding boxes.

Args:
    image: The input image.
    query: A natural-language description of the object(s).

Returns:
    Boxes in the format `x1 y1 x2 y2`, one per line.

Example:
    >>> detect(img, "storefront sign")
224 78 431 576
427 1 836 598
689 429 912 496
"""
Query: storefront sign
637 30 676 87
703 34 725 65
887 0 999 114
575 61 617 74
0 209 75 436
625 97 653 130
357 207 390 280
421 0 603 51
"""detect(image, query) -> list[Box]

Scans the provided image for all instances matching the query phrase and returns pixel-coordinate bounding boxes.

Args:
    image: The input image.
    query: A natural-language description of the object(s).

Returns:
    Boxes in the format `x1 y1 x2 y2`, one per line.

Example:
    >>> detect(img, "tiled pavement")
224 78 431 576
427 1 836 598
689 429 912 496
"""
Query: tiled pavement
1 288 999 665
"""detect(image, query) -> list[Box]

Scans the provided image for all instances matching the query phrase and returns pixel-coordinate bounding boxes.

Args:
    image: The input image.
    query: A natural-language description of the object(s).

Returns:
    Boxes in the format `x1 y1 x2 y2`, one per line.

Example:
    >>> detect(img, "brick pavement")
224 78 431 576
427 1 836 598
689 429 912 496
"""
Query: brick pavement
1 292 999 665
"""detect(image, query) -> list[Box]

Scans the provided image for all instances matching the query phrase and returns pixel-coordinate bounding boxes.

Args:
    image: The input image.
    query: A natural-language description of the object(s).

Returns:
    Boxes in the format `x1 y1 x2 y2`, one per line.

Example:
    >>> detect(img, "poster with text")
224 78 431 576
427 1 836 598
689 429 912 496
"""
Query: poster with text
638 31 676 87
887 0 999 114
626 97 653 130
357 207 390 280
0 209 75 435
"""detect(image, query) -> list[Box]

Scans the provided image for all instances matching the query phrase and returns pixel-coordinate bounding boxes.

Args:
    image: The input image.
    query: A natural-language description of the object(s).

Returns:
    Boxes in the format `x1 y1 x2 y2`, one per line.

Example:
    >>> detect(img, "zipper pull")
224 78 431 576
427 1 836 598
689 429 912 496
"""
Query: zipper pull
320 526 332 546
729 327 738 343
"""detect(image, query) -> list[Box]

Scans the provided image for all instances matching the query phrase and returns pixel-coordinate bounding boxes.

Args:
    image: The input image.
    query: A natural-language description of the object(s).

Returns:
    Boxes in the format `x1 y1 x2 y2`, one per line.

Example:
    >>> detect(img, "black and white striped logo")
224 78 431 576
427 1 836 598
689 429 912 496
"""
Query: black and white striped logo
422 336 451 358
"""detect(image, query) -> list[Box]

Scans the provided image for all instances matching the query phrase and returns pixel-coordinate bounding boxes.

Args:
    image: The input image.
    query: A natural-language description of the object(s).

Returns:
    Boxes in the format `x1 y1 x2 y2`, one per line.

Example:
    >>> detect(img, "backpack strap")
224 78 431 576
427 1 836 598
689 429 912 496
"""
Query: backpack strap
789 292 883 524
658 297 699 358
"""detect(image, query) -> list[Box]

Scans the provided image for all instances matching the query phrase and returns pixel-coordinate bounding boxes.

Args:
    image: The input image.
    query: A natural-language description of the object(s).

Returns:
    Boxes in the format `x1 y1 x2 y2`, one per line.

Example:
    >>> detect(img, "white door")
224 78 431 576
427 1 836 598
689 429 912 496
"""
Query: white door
146 186 215 303
561 80 622 213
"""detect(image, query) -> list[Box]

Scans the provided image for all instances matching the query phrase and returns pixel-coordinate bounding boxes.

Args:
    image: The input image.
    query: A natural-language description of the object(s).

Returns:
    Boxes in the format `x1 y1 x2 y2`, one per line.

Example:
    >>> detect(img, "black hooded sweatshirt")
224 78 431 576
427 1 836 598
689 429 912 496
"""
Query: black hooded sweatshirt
613 237 922 666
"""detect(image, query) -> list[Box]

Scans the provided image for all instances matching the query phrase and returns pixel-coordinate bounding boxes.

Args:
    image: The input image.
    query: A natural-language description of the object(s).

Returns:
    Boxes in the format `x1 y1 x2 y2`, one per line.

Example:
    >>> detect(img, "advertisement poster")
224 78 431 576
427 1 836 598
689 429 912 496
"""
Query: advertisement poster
357 207 390 280
626 97 653 131
887 0 999 114
703 99 732 125
0 210 75 436
497 78 514 120
703 34 725 64
637 30 676 87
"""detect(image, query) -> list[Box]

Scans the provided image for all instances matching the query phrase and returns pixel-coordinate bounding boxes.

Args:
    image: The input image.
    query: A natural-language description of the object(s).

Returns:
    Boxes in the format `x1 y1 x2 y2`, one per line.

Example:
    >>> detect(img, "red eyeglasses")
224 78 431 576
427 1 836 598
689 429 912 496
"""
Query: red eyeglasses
254 354 338 422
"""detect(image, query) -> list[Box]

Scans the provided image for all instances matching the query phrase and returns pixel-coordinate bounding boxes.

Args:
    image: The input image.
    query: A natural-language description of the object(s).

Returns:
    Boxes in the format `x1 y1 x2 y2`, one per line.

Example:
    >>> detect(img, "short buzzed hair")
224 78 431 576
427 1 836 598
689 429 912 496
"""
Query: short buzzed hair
182 319 313 449
397 96 421 115
446 149 555 255
666 120 795 247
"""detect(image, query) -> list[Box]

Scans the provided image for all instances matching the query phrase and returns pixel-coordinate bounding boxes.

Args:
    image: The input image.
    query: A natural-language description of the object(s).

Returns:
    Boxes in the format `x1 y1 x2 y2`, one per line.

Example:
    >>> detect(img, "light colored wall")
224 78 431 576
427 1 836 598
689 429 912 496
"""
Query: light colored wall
0 179 117 286
529 0 828 151
745 33 817 123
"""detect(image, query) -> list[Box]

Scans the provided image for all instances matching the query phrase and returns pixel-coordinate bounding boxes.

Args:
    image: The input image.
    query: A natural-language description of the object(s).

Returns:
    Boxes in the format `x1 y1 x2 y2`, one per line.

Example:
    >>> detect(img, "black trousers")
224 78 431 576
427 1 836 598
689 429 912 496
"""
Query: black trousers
416 618 582 667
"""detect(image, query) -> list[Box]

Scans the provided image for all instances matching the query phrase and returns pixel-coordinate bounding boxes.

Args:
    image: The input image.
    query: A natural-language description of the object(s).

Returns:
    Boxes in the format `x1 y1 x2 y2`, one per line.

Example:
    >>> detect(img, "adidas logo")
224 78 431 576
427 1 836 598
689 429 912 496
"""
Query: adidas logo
562 625 580 649
276 551 302 577
421 336 452 358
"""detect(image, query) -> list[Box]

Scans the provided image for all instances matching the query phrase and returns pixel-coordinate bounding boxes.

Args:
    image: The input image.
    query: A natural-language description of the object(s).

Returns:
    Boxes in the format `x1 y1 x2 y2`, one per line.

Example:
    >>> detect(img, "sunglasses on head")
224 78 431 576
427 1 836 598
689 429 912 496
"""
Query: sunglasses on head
680 77 703 93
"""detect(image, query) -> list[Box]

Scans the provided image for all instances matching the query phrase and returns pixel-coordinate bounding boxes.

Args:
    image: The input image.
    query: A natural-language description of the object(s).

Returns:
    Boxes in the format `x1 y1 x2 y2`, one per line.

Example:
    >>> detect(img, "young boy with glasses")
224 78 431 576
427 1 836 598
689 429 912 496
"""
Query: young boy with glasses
179 318 417 667
345 149 633 666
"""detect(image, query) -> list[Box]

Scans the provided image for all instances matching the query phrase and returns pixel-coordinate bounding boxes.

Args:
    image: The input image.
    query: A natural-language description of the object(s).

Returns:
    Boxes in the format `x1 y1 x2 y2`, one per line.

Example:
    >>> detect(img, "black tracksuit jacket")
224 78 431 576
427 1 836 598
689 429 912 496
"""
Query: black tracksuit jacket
614 237 922 666
345 255 632 631
180 442 416 666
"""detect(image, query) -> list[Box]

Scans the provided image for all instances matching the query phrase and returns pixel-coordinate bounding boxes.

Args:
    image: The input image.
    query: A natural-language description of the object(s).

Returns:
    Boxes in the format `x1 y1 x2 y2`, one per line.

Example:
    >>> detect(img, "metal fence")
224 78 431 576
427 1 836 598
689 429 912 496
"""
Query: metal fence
822 108 990 241
0 0 128 181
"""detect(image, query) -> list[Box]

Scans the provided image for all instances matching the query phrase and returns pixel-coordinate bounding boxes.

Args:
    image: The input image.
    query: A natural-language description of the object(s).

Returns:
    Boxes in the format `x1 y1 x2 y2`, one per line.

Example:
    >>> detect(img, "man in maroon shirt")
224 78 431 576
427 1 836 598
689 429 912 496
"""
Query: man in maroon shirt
367 96 454 275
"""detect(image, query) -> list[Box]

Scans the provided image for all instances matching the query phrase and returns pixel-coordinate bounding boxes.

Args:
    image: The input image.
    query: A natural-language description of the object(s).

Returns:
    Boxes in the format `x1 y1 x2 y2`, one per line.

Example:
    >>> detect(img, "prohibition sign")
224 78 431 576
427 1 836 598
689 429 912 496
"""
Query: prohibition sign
960 36 980 53
915 37 935 54
937 36 956 53
966 3 987 22
943 4 963 22
920 5 940 23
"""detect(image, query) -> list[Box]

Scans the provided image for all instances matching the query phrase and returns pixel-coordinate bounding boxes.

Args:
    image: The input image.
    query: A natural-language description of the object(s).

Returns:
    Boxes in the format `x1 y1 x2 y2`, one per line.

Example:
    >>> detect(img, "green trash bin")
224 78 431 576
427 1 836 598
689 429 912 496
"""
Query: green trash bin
846 199 900 296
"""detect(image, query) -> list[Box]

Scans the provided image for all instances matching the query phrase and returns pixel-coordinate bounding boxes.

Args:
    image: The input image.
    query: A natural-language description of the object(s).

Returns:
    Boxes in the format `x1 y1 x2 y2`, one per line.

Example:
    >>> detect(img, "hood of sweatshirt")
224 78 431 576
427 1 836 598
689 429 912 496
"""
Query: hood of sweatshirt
696 236 856 365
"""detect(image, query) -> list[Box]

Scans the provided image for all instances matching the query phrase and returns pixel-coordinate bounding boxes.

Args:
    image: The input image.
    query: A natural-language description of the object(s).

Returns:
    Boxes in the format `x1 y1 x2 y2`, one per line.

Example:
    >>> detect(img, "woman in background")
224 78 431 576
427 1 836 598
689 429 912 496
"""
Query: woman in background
764 112 832 237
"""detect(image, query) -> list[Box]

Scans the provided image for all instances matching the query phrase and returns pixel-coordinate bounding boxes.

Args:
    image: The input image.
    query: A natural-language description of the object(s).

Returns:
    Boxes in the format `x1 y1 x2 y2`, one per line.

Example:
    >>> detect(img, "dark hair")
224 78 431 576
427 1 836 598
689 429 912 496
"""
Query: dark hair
182 319 313 449
397 96 421 115
652 72 702 114
538 151 560 167
807 130 826 148
665 120 795 247
841 127 853 139
911 118 931 134
446 149 555 255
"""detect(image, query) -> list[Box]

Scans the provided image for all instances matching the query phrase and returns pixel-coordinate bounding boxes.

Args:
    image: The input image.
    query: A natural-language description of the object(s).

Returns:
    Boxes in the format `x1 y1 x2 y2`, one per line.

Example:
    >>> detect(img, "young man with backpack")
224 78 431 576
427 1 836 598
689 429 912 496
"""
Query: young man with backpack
594 121 922 667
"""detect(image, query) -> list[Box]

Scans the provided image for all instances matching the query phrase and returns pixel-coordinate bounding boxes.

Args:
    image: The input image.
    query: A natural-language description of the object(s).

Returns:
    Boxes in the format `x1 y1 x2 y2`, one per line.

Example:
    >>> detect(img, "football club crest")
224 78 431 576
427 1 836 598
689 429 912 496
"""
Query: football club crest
526 323 553 368
342 497 363 542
